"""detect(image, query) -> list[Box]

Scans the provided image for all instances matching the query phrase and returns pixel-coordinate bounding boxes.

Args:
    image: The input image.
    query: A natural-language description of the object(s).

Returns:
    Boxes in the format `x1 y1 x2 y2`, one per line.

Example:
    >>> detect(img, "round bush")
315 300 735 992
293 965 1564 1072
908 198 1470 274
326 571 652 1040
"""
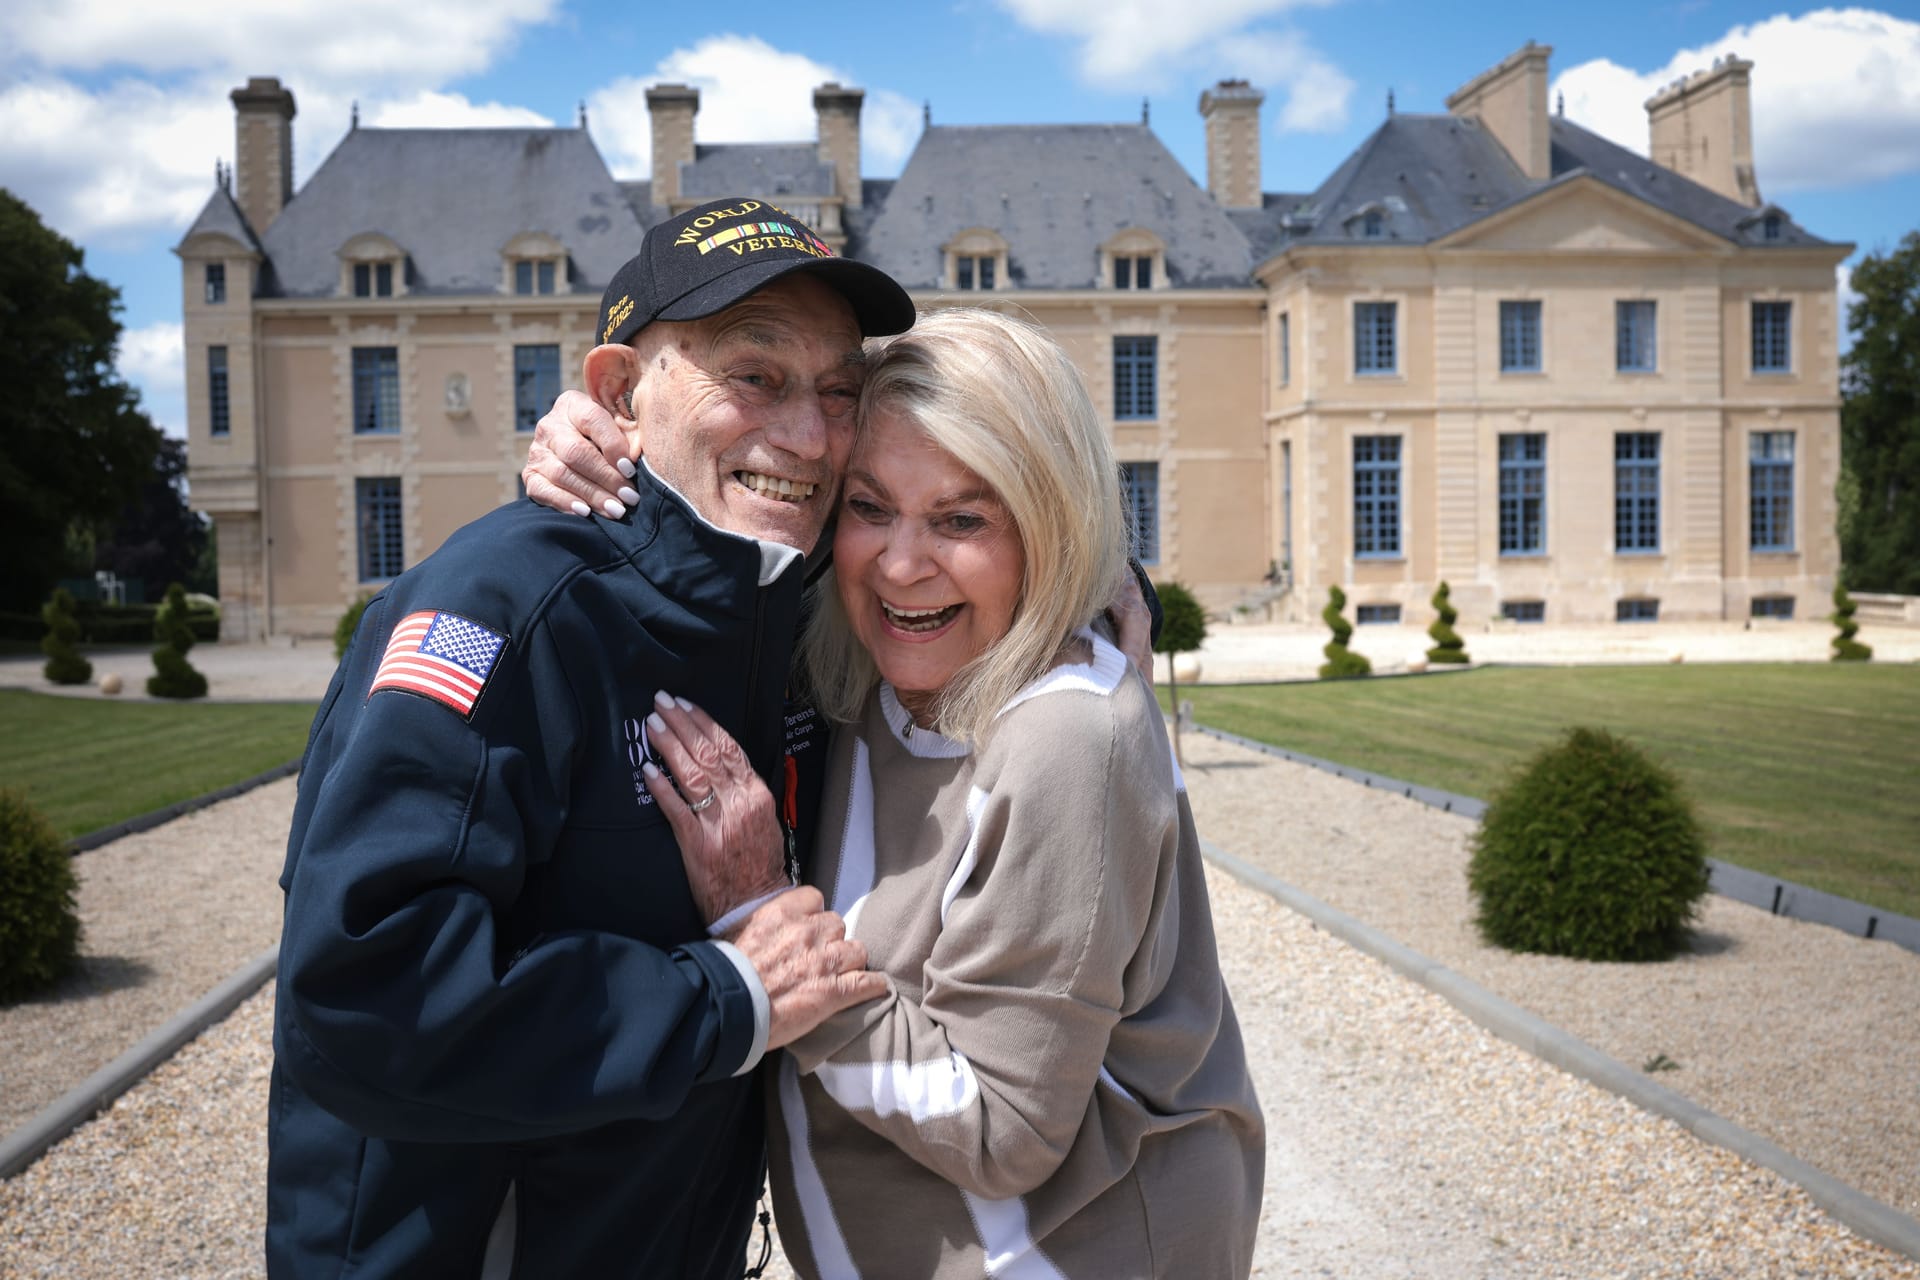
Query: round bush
0 789 82 1003
1468 727 1710 962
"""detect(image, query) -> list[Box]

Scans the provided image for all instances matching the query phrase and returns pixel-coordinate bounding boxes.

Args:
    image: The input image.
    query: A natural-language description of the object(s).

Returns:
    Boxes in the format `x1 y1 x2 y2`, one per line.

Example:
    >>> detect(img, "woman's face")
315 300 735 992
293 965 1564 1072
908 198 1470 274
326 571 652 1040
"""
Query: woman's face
834 407 1025 724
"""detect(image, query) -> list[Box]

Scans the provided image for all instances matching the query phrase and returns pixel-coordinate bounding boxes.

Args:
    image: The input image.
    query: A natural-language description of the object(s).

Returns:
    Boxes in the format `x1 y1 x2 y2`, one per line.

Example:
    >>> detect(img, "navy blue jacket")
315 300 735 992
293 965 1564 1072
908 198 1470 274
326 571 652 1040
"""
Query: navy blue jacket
267 466 830 1278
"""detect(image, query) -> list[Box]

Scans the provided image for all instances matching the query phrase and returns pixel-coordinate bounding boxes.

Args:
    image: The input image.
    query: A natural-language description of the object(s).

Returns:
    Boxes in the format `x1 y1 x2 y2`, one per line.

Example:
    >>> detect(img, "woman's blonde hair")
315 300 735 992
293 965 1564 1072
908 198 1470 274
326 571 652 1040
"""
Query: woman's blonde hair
801 308 1127 745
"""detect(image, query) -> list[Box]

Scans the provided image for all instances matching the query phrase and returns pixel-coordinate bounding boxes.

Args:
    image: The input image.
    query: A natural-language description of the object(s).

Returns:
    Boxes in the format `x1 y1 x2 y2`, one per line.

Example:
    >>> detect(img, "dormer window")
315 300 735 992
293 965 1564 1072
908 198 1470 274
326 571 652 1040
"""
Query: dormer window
502 232 570 297
1101 230 1165 292
943 229 1009 293
1763 215 1782 241
1363 210 1385 239
339 233 408 299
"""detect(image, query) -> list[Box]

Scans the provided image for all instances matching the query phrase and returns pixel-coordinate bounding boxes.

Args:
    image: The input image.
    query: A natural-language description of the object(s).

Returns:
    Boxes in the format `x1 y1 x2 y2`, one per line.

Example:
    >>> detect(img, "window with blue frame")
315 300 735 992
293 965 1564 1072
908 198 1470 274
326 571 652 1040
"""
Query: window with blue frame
1616 598 1660 623
1353 435 1401 557
1498 433 1545 554
1499 301 1541 373
1750 431 1795 550
513 345 561 433
1362 210 1384 239
1614 432 1661 552
514 260 557 295
1752 301 1792 372
1113 336 1157 419
1119 462 1159 564
1750 595 1795 619
208 346 230 437
352 347 400 434
1355 604 1401 625
356 477 403 582
353 261 394 298
1501 600 1545 623
1354 301 1396 375
1616 300 1656 372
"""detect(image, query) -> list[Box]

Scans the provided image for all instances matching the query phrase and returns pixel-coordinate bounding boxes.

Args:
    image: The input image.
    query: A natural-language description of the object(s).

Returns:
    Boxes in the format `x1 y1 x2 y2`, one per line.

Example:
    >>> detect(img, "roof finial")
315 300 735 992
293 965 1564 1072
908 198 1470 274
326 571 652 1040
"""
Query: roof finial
214 158 223 189
923 99 931 128
578 99 588 129
1141 97 1150 126
350 100 359 130
1386 88 1395 116
1557 91 1565 117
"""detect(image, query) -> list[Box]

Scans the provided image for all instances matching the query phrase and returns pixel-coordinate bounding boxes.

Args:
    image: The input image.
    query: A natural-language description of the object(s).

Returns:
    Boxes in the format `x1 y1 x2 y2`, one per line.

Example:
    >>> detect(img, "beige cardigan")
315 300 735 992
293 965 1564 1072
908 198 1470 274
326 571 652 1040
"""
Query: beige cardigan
769 631 1264 1278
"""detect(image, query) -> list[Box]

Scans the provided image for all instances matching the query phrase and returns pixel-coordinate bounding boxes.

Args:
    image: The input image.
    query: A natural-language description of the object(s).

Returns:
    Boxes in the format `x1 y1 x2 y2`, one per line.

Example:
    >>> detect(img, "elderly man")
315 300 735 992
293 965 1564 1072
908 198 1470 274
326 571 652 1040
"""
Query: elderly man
268 198 909 1279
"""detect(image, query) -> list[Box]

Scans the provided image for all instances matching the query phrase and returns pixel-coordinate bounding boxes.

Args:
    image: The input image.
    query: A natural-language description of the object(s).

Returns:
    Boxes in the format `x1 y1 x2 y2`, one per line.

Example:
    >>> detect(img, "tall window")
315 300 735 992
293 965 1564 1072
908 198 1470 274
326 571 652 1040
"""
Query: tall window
356 477 404 582
956 255 996 290
1354 301 1396 376
1113 336 1157 420
1277 311 1291 387
1614 432 1661 552
1499 301 1541 373
1498 433 1545 554
1119 462 1159 564
514 345 561 434
1750 431 1795 551
1616 300 1657 372
514 260 558 295
1353 435 1401 557
353 261 395 298
352 347 400 435
1113 256 1152 289
208 346 230 437
1752 301 1792 372
205 263 226 305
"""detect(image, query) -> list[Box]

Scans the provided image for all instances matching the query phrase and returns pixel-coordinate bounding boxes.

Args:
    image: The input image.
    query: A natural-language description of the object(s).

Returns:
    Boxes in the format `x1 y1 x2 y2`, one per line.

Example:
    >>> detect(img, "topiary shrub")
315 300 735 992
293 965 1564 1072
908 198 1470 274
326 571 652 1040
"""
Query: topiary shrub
1469 727 1710 962
1318 585 1371 679
1151 580 1209 766
1830 584 1872 662
1426 580 1469 665
40 588 92 685
147 582 208 699
0 789 82 1003
334 592 372 661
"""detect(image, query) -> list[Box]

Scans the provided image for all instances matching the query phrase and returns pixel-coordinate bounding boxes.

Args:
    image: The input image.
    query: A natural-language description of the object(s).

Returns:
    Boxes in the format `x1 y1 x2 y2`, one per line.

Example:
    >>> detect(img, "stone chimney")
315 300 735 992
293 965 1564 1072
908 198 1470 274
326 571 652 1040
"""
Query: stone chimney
229 77 296 233
1646 55 1761 206
814 83 865 210
646 83 699 207
1198 80 1265 209
1446 42 1552 181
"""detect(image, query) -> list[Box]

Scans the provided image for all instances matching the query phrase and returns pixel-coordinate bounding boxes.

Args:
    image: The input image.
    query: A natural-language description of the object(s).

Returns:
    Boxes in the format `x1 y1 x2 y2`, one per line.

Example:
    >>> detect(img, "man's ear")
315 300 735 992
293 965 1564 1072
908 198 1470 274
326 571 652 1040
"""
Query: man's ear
583 344 640 423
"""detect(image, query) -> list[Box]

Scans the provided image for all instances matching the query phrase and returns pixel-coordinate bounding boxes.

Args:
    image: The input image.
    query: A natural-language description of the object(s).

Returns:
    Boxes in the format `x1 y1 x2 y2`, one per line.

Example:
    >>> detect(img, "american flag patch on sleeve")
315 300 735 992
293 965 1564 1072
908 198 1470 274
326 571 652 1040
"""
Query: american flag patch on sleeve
368 610 508 719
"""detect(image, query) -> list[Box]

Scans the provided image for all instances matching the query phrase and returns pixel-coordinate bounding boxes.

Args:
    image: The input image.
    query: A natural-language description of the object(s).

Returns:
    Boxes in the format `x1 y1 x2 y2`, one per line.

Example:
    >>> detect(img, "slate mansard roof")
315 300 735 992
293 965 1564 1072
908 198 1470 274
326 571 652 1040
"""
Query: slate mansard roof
184 98 1832 303
226 126 646 298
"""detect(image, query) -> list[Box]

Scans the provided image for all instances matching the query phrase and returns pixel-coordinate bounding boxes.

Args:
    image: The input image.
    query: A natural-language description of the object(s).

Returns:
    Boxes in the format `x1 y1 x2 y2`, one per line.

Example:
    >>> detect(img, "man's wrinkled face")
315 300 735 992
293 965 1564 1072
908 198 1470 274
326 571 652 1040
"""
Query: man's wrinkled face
629 275 865 555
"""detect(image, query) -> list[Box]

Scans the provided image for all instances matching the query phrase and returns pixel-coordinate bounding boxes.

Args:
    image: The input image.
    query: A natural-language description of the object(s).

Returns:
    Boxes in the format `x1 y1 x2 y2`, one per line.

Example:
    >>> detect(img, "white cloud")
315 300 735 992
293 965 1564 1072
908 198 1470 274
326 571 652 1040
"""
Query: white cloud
1211 28 1353 133
118 321 185 437
1552 8 1920 193
995 0 1334 86
586 35 923 181
365 92 553 130
0 0 560 89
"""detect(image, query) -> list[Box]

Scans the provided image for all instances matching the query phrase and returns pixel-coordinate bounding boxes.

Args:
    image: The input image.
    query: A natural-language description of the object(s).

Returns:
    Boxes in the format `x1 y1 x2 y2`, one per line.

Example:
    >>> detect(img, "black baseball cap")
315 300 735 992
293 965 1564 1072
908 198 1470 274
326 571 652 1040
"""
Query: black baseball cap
597 197 914 346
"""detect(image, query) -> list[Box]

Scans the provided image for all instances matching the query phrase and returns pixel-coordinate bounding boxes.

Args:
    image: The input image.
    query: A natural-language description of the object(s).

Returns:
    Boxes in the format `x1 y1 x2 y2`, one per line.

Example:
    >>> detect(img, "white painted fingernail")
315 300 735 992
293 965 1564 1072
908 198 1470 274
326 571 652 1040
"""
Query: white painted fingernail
654 689 675 710
640 761 659 779
604 498 627 519
616 457 637 479
618 486 640 506
570 500 591 518
647 712 666 735
674 696 694 712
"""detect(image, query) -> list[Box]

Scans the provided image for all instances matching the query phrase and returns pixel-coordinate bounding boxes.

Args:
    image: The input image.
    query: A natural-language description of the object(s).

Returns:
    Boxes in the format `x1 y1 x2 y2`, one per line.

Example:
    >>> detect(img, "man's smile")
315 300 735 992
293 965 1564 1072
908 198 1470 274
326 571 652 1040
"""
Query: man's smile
735 470 819 502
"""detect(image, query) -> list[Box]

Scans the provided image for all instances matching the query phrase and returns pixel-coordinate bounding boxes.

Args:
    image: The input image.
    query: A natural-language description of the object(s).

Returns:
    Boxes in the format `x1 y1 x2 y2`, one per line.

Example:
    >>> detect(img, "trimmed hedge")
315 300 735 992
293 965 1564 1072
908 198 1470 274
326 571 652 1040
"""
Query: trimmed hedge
0 603 217 646
0 789 82 1003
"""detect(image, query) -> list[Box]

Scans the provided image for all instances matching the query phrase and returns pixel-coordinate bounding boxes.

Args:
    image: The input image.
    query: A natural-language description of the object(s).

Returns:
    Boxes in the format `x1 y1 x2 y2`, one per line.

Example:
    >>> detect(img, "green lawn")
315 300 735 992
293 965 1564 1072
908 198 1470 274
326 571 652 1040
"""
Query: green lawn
0 690 318 839
1163 664 1920 919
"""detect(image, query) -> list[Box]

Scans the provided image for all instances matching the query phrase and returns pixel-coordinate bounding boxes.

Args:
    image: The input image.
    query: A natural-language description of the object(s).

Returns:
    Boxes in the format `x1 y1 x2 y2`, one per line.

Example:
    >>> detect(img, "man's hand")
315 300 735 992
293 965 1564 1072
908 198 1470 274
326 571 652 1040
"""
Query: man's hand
522 389 640 519
728 888 887 1049
639 690 788 923
1104 570 1154 680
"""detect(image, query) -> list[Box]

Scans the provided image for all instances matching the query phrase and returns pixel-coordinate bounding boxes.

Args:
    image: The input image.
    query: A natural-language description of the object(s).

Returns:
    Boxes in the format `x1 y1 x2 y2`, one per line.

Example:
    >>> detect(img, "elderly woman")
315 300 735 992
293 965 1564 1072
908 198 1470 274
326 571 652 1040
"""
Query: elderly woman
545 310 1262 1277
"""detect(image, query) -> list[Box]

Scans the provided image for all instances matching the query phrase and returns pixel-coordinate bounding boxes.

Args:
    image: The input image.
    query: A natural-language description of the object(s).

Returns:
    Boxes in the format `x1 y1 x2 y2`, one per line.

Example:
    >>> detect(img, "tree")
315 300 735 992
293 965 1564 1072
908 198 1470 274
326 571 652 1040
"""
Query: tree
1426 580 1469 664
94 436 214 599
1151 581 1208 766
40 588 91 685
147 582 208 698
1839 231 1920 593
1830 584 1872 662
0 189 162 611
1318 585 1371 679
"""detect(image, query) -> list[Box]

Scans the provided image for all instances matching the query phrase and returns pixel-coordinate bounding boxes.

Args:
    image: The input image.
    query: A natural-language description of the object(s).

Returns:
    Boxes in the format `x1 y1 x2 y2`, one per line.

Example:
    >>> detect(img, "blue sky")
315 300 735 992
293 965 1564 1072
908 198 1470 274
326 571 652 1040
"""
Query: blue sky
4 0 1917 438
